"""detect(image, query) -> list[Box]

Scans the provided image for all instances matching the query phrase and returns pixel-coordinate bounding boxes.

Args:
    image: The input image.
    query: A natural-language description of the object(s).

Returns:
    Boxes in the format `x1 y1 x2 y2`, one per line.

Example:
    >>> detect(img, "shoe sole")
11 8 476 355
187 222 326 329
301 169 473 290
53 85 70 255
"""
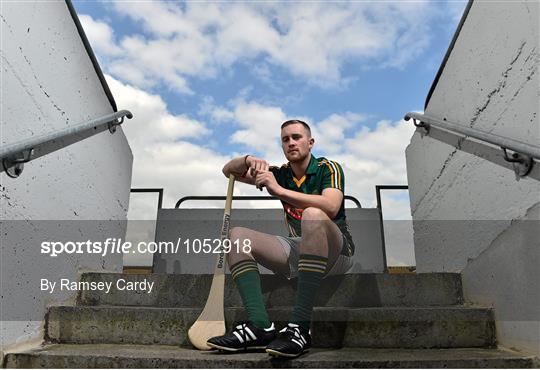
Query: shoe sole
266 348 309 358
206 342 267 352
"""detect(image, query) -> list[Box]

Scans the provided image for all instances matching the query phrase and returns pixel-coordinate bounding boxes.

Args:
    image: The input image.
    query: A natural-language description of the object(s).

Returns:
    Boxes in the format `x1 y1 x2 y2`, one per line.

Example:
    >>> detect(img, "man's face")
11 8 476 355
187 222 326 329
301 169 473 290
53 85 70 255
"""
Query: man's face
281 123 314 163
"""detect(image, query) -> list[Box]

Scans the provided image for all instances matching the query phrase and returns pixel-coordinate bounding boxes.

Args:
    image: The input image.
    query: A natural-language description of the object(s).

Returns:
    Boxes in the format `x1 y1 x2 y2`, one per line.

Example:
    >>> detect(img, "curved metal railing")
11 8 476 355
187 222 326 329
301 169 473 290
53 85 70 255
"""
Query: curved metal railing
404 112 539 177
1 110 133 178
130 188 164 210
175 195 362 208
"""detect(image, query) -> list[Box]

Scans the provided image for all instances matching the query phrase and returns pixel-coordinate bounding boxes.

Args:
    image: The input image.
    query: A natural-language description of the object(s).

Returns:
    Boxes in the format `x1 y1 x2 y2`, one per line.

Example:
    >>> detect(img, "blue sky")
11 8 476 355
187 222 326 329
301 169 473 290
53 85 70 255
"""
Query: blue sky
72 1 468 223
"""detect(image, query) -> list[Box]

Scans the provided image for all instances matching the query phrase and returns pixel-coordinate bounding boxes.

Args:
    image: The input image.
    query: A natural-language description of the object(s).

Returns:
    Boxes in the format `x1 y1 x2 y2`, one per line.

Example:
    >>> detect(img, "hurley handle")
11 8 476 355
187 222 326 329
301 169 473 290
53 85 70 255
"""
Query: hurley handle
216 174 235 271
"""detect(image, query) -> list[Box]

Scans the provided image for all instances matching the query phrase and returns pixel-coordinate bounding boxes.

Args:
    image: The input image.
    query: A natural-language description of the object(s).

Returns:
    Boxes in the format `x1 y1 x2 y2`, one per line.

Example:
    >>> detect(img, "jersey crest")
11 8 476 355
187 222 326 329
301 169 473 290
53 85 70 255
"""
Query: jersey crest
283 203 303 220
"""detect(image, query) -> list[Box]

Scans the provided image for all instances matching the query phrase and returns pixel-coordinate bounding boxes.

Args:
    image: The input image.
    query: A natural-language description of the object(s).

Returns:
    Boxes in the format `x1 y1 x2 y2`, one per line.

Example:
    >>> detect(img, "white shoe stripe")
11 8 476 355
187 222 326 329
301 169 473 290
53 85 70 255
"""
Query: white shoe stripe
291 338 303 347
233 331 244 343
244 327 257 340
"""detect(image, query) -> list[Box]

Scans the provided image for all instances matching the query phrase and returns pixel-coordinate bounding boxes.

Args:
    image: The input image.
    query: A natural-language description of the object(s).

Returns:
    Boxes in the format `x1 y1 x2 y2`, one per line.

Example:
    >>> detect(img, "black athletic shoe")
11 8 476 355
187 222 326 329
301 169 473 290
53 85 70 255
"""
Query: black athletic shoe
206 321 276 352
265 323 312 358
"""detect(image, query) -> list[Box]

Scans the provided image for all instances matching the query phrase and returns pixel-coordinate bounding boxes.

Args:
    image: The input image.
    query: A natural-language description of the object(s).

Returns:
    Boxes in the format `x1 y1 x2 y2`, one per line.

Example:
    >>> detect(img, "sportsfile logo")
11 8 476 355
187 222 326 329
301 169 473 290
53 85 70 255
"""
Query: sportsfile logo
40 237 251 257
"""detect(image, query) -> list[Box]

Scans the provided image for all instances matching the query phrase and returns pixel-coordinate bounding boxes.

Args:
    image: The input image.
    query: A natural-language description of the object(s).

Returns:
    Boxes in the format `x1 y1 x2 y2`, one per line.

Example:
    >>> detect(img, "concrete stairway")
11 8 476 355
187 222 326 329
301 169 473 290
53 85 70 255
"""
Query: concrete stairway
4 273 536 368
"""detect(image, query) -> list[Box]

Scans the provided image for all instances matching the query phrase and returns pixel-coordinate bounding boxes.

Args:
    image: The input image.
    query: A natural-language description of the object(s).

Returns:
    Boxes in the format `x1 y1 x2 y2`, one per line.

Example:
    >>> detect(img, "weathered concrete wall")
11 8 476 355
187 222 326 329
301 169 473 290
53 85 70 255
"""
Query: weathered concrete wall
461 203 539 357
1 1 132 350
405 0 539 356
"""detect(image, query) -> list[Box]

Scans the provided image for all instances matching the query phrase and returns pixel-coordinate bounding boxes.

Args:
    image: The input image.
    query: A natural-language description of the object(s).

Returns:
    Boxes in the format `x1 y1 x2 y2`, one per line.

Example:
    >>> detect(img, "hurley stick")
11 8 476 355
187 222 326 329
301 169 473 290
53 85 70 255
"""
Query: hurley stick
188 174 235 350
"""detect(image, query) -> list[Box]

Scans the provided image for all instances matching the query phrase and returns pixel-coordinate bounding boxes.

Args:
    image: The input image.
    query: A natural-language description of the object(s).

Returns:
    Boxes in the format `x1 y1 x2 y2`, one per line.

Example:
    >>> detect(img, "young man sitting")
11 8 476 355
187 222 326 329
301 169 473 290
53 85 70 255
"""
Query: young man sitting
207 119 355 358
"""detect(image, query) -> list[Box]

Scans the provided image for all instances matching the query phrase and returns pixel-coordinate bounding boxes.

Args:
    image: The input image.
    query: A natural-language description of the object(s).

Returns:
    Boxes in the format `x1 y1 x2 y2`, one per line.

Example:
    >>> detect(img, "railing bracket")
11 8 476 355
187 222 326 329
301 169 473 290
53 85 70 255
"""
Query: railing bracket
108 116 124 134
411 118 430 135
3 148 34 178
502 148 533 178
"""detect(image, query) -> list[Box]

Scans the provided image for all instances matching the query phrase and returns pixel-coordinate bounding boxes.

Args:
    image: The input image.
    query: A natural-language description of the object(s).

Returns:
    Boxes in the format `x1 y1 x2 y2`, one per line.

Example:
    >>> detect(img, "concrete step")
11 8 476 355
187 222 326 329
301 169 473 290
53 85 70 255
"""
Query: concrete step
4 344 535 368
46 305 495 349
77 272 463 308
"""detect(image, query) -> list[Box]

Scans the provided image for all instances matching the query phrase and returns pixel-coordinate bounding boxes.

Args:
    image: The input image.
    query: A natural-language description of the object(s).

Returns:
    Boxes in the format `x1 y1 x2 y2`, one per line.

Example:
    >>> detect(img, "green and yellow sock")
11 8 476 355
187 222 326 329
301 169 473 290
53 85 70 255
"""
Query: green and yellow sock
290 253 328 330
230 259 271 329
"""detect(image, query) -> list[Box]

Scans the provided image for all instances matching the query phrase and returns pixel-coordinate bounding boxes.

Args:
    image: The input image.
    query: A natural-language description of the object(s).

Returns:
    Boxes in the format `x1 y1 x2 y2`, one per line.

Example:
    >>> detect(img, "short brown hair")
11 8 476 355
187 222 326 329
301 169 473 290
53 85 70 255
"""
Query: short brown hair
281 119 311 135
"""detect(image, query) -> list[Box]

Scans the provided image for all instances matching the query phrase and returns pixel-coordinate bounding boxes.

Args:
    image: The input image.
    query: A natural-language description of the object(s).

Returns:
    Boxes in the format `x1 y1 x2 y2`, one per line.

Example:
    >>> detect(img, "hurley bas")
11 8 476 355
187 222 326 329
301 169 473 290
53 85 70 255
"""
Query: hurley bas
40 278 154 294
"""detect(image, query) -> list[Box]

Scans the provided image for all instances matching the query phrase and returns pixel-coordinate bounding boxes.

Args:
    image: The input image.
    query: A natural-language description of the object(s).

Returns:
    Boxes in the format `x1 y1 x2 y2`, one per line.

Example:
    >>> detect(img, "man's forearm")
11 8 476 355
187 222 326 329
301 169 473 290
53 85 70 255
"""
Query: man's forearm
275 188 340 219
222 156 248 177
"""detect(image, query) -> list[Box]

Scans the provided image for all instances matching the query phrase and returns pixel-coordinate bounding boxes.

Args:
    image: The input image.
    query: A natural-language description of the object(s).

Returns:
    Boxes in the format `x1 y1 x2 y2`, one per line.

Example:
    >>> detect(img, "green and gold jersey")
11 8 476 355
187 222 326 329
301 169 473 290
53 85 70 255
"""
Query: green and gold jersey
270 155 355 257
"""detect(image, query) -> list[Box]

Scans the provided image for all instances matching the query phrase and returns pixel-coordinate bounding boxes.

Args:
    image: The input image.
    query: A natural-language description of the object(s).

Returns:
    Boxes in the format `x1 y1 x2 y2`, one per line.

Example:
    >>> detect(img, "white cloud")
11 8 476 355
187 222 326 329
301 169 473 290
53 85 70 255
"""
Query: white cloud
112 35 201 94
213 6 281 66
213 99 416 215
323 118 415 210
345 119 415 165
79 14 121 56
106 76 208 147
111 1 196 37
81 2 442 93
313 113 367 154
198 97 235 123
105 77 286 219
109 61 155 90
105 76 230 211
210 107 235 123
229 101 288 162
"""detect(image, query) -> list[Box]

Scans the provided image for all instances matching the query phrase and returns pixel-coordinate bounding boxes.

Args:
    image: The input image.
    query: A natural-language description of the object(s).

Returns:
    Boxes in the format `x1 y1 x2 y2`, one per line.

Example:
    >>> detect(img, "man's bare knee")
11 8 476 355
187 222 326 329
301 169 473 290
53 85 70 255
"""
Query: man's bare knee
229 226 251 242
301 208 329 237
302 207 329 221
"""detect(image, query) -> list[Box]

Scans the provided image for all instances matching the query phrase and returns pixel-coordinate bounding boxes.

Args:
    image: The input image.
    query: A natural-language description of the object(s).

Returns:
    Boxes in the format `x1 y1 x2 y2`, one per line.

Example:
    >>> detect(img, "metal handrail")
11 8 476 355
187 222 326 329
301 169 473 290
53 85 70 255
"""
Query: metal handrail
375 185 409 273
131 188 164 210
404 112 539 177
1 110 133 178
175 195 362 208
